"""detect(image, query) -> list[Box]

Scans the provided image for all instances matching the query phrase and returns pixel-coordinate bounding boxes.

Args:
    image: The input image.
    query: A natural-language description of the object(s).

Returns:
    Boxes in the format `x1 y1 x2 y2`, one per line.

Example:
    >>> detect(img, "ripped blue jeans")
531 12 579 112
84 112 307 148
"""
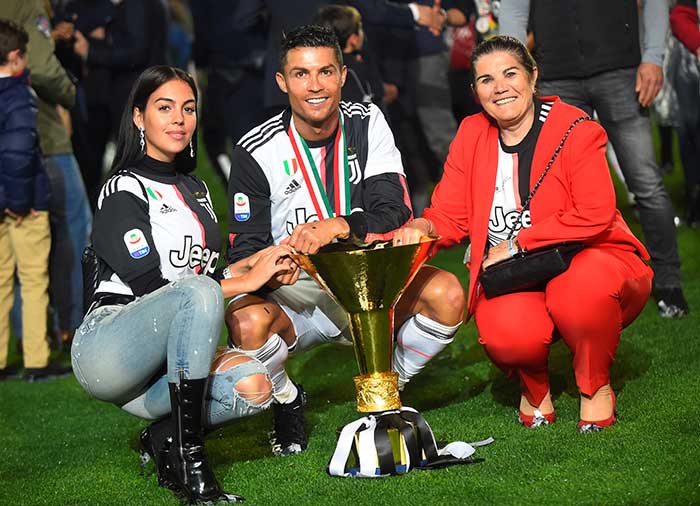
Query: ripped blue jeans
71 276 271 427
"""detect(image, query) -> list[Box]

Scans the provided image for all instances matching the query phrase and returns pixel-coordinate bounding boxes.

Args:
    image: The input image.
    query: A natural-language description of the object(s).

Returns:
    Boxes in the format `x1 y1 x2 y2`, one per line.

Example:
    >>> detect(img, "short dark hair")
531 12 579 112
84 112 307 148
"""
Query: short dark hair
0 19 28 65
471 35 537 84
279 24 343 71
110 66 198 175
312 6 362 49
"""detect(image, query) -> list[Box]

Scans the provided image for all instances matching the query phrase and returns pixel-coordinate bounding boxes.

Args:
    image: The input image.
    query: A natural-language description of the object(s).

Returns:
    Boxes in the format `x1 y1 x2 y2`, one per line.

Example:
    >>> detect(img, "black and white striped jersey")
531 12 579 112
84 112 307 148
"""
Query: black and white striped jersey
227 102 412 263
92 156 221 297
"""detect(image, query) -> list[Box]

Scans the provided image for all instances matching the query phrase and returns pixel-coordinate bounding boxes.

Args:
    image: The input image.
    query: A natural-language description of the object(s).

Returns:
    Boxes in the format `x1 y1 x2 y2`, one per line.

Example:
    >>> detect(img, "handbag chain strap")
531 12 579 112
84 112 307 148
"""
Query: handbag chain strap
506 116 590 240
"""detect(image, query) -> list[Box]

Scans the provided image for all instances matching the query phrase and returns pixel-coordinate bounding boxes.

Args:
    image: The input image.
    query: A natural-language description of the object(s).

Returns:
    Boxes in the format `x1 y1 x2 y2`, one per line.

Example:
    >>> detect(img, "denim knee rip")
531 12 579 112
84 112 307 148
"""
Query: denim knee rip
208 359 272 424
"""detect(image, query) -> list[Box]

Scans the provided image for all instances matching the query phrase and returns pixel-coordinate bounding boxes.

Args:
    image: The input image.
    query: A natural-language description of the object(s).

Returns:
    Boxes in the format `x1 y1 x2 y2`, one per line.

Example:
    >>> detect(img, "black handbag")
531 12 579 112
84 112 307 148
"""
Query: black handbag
479 117 590 299
480 242 585 298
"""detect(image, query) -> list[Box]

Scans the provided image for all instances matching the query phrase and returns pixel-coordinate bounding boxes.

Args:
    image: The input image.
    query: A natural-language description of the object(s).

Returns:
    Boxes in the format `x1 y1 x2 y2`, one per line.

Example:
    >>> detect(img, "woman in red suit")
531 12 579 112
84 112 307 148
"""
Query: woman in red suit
394 36 653 432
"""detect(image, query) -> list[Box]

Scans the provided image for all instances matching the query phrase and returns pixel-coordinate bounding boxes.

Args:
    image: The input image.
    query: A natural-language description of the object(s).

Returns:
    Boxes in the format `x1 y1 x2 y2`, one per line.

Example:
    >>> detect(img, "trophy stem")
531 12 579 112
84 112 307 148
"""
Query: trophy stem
347 309 393 375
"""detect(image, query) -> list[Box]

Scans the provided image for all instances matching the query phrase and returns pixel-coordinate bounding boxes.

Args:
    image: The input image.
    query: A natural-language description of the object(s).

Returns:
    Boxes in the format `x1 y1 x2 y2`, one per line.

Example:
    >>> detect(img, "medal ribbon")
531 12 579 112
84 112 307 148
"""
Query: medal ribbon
288 112 350 220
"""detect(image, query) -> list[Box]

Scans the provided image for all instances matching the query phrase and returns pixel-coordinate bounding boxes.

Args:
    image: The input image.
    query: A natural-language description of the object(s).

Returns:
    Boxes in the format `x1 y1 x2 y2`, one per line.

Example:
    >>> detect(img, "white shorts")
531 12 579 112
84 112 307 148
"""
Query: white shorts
267 272 353 352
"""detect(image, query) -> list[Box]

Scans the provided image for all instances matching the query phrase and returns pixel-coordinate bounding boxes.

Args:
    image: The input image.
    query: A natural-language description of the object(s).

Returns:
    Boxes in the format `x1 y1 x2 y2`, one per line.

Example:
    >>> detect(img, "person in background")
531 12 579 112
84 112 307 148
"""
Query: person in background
670 0 700 226
371 0 468 216
166 0 193 70
312 5 385 108
0 0 93 368
0 19 58 381
190 0 268 185
50 0 115 209
499 0 689 318
72 0 167 205
72 65 294 504
394 36 653 433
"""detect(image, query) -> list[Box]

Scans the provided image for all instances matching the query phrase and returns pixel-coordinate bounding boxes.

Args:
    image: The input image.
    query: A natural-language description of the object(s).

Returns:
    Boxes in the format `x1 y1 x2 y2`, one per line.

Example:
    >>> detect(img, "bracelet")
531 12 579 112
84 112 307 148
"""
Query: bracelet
417 218 434 237
507 238 517 257
222 266 233 279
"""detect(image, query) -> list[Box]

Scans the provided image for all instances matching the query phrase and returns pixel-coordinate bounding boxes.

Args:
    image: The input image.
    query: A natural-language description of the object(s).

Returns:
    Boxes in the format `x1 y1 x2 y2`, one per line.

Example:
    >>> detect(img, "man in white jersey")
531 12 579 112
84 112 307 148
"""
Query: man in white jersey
225 24 466 456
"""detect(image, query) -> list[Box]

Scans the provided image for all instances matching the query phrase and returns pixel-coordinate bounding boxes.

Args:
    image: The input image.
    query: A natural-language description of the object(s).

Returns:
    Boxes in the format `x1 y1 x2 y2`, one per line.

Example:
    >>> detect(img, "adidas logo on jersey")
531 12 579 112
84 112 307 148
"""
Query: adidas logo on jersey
284 180 301 195
160 203 177 214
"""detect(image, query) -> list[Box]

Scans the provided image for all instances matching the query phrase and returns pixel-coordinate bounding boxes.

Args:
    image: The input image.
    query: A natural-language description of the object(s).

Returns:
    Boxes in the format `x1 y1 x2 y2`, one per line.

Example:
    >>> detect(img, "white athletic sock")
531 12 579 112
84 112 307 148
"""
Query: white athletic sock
393 313 460 390
240 334 298 404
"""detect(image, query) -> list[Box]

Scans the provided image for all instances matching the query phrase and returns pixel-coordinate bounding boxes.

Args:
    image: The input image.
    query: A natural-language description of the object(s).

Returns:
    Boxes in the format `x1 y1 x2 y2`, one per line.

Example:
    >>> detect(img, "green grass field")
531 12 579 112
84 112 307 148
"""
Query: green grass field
1 133 699 506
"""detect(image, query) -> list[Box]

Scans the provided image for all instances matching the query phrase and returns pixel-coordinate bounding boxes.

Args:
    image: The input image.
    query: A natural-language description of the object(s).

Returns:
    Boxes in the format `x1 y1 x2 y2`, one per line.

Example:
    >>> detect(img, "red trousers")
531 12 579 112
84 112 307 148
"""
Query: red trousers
475 247 652 406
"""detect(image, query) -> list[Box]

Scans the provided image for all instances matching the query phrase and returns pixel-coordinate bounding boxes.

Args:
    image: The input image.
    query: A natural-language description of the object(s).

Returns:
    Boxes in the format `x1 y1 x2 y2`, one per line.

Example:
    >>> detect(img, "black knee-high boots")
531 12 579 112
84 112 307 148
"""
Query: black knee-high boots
141 377 243 504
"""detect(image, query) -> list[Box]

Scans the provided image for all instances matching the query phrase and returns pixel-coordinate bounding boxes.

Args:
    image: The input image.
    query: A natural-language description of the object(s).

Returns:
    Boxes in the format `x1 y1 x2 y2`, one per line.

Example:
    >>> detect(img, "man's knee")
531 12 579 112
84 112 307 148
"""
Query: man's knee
226 300 282 348
420 270 466 322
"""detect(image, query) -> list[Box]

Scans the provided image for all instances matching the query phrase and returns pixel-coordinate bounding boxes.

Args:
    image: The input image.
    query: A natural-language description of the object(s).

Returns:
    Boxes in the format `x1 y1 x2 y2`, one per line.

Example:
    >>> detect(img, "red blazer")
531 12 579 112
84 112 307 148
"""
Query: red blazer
423 97 650 316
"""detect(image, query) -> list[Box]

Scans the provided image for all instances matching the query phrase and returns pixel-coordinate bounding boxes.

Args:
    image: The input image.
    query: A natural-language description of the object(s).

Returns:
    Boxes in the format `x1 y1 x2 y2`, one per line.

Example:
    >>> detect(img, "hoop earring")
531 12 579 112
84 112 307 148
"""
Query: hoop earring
189 139 194 158
139 127 145 153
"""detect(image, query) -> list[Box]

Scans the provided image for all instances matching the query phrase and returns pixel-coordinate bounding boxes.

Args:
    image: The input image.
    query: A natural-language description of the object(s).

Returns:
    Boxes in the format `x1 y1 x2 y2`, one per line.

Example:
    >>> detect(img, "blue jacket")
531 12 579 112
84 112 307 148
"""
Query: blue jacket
0 70 50 213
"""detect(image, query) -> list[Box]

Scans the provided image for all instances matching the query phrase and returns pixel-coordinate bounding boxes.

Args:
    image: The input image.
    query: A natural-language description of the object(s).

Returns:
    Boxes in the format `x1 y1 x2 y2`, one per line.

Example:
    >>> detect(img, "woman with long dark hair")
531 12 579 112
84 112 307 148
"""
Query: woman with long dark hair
71 66 296 504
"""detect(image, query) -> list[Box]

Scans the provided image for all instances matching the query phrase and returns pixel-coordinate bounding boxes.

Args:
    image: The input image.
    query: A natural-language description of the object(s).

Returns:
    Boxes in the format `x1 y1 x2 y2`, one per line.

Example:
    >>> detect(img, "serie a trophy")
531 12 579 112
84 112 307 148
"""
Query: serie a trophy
293 239 490 478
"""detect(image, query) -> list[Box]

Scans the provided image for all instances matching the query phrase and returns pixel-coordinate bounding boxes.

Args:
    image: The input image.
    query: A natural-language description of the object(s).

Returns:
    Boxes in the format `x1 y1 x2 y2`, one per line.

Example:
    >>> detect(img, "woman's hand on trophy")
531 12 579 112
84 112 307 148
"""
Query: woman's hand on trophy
286 217 350 254
243 245 298 292
392 218 434 246
220 245 299 296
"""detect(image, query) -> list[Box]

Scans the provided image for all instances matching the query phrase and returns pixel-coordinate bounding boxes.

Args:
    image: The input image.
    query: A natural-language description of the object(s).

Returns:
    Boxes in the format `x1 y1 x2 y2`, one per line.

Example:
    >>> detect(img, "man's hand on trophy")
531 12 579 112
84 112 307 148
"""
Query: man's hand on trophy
392 218 434 246
285 217 350 254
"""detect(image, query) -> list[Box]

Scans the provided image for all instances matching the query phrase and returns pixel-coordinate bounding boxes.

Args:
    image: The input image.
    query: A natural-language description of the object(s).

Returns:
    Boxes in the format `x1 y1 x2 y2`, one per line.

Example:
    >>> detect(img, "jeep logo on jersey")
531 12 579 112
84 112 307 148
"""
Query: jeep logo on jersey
283 158 298 176
489 207 531 233
286 207 319 235
123 228 150 258
234 193 251 221
170 235 219 274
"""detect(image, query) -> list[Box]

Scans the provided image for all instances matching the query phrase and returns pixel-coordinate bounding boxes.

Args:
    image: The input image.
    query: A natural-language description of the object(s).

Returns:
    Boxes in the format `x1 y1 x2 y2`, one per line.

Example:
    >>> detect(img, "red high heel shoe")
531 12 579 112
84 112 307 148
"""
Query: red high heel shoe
519 409 556 428
578 389 616 433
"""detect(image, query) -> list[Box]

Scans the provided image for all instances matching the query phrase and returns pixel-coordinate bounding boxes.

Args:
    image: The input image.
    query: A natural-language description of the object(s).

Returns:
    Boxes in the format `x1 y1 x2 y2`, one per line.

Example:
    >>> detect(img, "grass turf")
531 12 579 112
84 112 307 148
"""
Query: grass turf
1 133 699 506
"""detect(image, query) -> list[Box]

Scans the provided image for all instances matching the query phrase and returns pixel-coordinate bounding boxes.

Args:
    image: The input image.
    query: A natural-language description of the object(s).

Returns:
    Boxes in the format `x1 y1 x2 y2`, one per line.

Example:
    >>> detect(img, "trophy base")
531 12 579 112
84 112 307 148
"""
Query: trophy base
338 426 411 475
328 407 490 478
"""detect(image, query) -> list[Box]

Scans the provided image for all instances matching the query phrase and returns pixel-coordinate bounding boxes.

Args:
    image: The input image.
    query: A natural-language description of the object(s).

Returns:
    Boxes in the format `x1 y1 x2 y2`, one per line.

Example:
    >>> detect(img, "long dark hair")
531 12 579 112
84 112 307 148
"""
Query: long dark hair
109 65 198 175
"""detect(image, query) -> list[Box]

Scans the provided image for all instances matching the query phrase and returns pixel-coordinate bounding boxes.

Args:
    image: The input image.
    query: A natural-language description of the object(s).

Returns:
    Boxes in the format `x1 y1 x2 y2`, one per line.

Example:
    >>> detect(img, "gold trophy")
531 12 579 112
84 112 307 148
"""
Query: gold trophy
294 238 478 477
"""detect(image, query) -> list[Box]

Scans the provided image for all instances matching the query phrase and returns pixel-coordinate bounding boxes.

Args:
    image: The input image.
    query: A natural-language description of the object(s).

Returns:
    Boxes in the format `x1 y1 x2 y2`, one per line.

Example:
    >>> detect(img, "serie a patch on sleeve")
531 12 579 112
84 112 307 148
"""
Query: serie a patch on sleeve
35 15 51 38
123 228 150 258
233 193 251 221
